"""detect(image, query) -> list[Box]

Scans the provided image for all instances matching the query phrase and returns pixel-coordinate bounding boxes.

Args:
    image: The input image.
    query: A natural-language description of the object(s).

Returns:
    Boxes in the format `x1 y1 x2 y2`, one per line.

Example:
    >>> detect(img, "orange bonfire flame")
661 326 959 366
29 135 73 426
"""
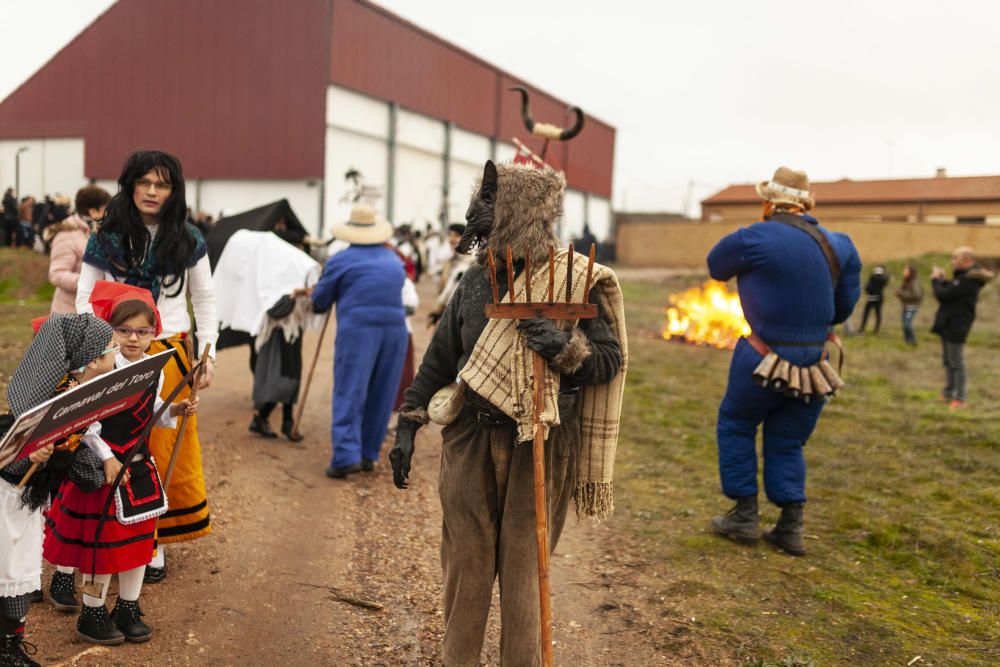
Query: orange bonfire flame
662 280 750 350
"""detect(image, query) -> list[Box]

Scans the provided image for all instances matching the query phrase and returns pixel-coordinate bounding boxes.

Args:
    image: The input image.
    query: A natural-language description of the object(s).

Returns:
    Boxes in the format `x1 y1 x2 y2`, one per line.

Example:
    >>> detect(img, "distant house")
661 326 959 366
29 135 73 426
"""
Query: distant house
615 171 1000 268
701 170 1000 225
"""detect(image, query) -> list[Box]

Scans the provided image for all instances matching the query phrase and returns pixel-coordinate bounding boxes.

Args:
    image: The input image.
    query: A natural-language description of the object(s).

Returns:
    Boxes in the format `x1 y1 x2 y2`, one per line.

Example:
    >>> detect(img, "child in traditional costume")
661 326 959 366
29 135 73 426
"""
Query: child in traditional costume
44 282 196 645
0 314 117 667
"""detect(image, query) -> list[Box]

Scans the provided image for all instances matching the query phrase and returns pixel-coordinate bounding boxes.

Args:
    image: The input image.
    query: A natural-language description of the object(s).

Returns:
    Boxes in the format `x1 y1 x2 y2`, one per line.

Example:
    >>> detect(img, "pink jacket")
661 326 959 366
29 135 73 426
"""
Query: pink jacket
47 214 92 314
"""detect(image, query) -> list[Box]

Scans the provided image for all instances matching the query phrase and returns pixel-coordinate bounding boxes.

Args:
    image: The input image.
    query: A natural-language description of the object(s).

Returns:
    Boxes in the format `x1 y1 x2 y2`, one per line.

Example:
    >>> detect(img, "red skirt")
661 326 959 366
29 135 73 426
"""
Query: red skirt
43 480 155 575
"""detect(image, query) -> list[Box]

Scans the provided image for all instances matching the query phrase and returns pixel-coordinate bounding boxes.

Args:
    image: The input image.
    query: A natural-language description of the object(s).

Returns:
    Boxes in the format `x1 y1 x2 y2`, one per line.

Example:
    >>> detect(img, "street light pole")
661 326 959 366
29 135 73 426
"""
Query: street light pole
14 146 29 200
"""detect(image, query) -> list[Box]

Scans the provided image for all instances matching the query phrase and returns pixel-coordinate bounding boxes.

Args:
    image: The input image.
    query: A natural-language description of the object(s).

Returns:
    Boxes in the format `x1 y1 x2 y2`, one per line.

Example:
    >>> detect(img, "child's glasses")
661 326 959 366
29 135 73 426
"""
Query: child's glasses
113 326 155 339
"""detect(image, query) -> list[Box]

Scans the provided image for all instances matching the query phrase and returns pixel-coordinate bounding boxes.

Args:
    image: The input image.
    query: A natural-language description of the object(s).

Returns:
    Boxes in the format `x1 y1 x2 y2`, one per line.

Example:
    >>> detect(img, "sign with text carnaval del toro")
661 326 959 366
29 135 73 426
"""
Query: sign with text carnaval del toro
0 349 175 469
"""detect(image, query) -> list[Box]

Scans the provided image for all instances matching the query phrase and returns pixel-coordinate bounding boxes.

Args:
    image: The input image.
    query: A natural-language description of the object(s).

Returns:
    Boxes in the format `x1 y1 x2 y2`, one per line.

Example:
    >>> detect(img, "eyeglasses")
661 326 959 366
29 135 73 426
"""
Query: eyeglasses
99 342 121 356
113 326 155 339
135 178 173 193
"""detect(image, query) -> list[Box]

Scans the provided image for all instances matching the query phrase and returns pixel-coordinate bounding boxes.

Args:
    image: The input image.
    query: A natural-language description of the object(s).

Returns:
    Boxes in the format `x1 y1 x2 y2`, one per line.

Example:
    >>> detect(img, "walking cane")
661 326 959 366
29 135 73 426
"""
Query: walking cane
290 310 332 440
484 242 597 667
161 344 211 491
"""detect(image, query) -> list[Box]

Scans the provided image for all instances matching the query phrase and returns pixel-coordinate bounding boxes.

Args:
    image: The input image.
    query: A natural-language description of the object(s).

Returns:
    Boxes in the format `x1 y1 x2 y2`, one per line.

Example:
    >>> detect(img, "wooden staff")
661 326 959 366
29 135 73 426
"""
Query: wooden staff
290 310 333 440
162 344 211 491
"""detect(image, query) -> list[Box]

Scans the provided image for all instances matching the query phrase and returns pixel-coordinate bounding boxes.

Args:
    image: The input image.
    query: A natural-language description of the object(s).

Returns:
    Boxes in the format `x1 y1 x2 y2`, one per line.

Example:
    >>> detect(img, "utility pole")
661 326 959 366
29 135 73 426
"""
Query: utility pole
15 146 29 199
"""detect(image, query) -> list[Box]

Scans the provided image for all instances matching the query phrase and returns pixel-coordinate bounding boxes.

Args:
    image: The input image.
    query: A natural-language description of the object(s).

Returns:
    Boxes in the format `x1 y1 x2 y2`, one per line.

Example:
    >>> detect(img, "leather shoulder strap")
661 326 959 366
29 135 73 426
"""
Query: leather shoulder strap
770 213 841 287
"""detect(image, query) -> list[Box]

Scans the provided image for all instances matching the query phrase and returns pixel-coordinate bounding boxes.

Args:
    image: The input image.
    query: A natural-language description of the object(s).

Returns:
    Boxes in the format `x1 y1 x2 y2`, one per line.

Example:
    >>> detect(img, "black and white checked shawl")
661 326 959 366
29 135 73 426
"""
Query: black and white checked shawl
6 314 113 417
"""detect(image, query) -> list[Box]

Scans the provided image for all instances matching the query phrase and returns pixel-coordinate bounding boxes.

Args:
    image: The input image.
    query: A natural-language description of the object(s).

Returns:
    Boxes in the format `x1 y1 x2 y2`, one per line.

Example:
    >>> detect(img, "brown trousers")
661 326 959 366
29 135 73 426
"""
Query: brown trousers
439 394 579 667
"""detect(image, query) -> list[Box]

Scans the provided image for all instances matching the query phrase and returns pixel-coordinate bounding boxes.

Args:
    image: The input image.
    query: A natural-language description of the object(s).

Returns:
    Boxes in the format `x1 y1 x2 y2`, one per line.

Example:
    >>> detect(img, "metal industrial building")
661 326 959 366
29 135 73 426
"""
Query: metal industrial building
0 0 616 240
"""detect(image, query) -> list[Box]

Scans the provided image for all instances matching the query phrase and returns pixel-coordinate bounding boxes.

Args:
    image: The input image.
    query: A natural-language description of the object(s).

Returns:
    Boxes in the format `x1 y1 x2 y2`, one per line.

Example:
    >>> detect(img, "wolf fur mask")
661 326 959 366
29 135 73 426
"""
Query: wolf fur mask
457 160 565 266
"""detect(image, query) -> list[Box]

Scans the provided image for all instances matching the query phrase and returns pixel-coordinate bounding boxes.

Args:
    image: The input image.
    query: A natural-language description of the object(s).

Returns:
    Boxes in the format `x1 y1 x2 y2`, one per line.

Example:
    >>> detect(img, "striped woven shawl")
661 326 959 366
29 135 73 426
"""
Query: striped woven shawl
458 250 628 519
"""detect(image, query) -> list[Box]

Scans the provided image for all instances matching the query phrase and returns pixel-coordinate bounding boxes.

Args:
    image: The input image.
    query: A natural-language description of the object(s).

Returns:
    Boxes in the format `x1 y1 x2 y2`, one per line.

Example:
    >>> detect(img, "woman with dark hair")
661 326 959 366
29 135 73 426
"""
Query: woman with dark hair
895 264 923 346
76 150 217 582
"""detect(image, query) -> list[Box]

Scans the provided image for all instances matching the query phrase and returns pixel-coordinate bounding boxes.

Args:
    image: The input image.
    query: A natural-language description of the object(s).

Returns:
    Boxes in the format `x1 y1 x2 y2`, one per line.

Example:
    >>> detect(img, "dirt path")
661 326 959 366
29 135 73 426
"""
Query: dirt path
29 282 680 666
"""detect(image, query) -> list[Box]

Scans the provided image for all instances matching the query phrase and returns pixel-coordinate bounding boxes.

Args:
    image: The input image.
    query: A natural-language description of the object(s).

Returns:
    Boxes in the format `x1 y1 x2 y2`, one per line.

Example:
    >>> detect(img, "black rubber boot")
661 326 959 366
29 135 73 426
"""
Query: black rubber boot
143 565 166 584
325 464 362 479
48 570 80 611
111 599 152 643
0 635 40 667
281 419 304 442
711 495 761 544
764 503 806 556
76 604 126 645
249 414 278 439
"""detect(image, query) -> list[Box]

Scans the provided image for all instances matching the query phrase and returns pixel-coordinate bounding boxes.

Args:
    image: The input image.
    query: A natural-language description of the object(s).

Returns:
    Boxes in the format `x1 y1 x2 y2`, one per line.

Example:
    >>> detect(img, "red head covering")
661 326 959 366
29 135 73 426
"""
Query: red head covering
88 281 162 336
31 316 48 334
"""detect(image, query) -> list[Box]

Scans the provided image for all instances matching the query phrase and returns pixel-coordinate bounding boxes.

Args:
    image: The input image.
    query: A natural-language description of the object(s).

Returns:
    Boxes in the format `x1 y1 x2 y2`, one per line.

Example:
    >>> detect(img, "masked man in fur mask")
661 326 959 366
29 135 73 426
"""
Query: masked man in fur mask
390 160 627 666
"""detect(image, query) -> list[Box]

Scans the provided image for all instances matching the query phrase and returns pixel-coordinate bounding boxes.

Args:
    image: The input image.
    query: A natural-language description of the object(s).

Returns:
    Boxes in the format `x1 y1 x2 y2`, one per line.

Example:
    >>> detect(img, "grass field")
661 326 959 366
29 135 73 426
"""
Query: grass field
0 248 53 411
615 259 999 666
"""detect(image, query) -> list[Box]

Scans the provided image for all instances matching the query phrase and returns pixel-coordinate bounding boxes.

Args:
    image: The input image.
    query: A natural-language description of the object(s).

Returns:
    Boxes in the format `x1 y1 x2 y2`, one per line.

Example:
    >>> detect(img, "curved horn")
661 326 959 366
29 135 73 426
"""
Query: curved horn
559 106 585 140
510 86 536 132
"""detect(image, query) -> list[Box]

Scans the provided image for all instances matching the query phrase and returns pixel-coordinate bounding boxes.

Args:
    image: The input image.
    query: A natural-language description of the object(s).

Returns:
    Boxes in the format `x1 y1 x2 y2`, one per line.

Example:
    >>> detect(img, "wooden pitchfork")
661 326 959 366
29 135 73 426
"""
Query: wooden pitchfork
484 242 596 667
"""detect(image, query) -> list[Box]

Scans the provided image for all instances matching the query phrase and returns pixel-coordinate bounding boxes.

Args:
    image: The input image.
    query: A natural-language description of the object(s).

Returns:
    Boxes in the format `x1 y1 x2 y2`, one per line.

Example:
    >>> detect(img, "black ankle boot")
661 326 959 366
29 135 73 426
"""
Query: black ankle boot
711 495 761 544
48 570 80 611
249 414 278 439
0 633 40 667
76 604 125 645
764 502 806 556
281 419 303 442
111 599 152 643
143 564 166 584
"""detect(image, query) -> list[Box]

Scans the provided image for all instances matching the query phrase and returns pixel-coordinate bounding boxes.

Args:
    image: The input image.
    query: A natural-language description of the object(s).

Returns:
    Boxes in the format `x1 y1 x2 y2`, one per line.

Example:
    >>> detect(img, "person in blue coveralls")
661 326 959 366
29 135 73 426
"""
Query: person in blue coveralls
706 167 861 556
311 204 408 479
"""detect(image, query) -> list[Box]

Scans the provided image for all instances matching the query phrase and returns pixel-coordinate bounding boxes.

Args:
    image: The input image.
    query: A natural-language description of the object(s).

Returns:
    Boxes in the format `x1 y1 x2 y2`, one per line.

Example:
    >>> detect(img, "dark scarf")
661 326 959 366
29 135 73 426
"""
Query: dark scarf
82 223 207 301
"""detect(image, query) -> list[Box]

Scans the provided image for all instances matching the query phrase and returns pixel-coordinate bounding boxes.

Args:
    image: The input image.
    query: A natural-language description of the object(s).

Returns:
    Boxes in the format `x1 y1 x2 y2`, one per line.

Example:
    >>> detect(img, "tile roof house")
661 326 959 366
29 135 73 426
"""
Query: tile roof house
701 170 1000 225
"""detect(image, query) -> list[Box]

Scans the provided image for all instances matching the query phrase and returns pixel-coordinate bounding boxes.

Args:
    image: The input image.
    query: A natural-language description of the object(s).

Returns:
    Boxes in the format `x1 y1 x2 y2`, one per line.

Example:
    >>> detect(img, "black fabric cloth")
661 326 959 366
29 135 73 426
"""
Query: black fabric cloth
931 267 988 343
401 263 622 414
0 595 28 622
859 300 883 333
251 296 303 406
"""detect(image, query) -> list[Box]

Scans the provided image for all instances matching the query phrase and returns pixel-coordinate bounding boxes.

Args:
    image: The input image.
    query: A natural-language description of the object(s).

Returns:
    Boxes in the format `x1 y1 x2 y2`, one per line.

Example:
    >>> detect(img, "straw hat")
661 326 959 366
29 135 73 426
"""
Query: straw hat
756 166 815 211
331 204 393 245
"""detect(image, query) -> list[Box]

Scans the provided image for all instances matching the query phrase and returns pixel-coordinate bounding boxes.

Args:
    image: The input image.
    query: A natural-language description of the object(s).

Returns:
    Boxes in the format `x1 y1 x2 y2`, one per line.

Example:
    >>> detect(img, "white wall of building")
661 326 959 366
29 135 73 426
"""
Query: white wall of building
448 127 492 223
324 86 390 235
198 180 322 235
587 196 613 242
322 85 610 243
394 108 444 230
0 138 86 202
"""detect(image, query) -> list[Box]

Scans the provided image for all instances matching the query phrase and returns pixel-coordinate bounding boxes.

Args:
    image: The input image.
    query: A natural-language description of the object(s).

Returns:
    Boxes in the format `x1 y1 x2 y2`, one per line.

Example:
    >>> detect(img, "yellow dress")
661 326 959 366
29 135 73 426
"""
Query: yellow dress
148 336 211 543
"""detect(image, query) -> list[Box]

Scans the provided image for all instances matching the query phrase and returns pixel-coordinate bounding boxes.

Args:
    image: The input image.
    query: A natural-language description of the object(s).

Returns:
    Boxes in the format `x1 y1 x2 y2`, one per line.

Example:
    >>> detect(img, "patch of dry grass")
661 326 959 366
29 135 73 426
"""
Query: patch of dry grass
614 259 999 666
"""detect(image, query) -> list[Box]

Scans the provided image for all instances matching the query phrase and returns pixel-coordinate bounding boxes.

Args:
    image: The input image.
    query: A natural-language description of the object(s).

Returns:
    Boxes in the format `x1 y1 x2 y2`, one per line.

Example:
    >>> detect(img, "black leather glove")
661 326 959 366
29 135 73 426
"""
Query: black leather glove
517 318 571 360
389 415 422 489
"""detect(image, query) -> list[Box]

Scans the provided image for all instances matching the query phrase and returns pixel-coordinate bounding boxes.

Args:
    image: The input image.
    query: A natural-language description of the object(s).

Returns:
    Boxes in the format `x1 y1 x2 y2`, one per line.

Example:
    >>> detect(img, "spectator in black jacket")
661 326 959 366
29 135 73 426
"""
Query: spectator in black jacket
931 246 994 407
2 188 16 247
859 265 889 333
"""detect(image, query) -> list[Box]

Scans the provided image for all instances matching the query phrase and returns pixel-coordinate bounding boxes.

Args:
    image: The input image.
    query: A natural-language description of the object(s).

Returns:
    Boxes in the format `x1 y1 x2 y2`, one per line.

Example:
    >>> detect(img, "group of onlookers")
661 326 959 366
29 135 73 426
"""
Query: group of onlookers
854 248 994 407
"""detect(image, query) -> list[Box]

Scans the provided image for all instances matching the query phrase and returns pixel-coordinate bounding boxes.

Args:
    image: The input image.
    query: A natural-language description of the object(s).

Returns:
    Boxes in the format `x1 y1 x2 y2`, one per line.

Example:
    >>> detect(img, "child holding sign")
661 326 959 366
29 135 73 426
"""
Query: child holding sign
44 282 196 645
0 314 117 667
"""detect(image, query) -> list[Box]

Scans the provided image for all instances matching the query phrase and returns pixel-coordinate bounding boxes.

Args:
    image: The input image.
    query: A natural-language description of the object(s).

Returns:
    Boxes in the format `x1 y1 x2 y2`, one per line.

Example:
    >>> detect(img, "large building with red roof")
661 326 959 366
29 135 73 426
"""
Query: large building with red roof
0 0 616 239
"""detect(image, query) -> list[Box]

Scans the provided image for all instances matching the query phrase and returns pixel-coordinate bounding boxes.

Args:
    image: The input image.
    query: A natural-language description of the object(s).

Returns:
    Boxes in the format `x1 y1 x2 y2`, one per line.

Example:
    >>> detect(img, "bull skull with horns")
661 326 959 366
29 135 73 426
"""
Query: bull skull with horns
511 86 585 141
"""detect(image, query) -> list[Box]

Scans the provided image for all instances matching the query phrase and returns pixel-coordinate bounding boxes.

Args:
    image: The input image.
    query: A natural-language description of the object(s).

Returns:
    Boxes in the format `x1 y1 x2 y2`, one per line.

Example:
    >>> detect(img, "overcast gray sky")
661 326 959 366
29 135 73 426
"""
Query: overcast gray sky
3 0 999 214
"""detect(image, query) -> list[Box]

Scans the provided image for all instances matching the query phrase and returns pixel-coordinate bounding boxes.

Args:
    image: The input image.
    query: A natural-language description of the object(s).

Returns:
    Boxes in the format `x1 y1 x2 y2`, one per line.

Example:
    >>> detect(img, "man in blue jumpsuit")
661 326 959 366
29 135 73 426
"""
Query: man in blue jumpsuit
311 204 408 479
706 167 861 555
